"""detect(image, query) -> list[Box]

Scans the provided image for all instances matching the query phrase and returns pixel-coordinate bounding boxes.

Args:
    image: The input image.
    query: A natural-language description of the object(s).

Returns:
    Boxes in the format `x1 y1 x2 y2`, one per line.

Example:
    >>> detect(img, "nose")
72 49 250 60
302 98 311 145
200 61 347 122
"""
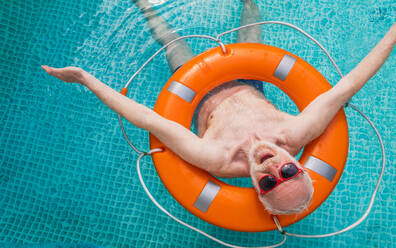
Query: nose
266 163 281 178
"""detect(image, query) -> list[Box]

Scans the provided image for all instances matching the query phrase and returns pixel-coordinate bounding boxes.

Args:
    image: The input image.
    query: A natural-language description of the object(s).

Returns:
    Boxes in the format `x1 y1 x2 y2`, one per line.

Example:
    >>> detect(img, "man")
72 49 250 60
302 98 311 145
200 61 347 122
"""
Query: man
41 0 395 215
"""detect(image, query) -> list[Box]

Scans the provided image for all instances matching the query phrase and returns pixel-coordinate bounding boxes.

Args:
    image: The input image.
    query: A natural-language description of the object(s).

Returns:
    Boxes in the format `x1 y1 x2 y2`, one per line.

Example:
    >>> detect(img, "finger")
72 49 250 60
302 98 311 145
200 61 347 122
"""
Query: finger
41 65 61 77
41 65 53 74
42 65 63 78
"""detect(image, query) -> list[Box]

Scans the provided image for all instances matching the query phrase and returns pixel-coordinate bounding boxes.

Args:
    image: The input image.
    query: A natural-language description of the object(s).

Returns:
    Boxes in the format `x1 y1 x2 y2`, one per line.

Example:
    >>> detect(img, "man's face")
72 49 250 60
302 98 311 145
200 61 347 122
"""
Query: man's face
249 141 313 215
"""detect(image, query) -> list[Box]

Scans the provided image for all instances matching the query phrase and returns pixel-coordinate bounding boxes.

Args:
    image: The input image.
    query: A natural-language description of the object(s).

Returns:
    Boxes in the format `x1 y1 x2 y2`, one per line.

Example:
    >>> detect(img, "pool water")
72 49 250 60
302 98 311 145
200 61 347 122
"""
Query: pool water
0 0 395 247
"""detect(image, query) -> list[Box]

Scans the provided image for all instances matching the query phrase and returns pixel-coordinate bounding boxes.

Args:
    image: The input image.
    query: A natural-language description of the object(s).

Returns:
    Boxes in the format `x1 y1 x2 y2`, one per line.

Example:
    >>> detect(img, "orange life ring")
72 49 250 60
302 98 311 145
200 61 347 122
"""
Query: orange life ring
149 43 348 232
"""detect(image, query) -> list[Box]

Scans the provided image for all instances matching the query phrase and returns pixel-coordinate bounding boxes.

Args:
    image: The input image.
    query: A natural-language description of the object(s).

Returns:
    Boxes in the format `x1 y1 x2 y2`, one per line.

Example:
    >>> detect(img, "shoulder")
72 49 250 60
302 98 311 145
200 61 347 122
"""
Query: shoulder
275 117 305 156
205 140 251 178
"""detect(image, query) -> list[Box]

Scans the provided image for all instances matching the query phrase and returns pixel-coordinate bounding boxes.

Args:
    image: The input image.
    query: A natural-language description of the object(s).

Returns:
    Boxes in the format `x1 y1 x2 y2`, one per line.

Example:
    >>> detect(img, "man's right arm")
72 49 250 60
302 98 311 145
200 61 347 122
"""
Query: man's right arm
43 66 227 172
80 72 227 170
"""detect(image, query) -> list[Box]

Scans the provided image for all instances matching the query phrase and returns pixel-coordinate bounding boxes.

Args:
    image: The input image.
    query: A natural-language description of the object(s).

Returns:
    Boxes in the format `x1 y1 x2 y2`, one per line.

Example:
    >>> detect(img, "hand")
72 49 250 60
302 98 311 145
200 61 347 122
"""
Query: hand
41 65 85 84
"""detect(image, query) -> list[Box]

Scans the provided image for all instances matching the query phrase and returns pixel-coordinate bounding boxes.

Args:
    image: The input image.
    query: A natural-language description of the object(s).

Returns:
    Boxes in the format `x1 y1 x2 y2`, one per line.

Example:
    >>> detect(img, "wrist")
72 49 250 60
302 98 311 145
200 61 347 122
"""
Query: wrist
78 70 89 85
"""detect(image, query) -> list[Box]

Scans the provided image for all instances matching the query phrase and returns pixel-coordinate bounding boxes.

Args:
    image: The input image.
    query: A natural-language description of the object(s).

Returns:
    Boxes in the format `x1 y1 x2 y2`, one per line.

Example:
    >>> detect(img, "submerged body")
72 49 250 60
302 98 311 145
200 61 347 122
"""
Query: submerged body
41 0 395 215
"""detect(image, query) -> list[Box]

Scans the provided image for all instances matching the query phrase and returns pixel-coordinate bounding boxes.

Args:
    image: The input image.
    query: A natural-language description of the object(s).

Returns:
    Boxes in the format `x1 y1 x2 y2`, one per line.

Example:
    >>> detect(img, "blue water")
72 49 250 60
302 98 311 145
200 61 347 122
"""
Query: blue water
0 0 395 247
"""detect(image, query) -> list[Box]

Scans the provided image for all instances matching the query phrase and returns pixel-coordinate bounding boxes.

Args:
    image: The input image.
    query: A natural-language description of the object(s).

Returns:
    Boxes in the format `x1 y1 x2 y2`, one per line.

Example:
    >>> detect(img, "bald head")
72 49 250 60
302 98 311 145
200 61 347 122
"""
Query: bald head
249 141 313 215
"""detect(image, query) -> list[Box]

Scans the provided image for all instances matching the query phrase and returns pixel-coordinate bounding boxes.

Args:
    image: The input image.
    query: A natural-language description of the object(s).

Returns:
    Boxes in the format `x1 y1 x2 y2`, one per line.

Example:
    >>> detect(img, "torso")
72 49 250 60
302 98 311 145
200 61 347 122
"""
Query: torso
196 81 299 177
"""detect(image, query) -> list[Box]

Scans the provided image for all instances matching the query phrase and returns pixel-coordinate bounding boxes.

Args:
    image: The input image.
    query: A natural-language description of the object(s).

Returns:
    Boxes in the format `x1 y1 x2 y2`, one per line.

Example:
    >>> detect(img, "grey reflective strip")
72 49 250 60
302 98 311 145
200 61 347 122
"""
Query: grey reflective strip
304 156 338 182
167 81 196 103
273 54 296 81
193 181 221 212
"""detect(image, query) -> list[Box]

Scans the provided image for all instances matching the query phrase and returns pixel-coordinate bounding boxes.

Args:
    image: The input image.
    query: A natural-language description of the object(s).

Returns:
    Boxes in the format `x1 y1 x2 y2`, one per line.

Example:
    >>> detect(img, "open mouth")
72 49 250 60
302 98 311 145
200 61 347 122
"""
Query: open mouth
249 141 278 168
257 153 274 165
258 154 274 164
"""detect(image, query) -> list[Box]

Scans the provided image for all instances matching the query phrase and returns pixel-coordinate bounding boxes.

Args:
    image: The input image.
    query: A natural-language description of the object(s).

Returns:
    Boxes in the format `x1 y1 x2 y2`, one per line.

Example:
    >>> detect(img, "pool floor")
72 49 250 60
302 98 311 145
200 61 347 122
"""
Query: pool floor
0 0 395 247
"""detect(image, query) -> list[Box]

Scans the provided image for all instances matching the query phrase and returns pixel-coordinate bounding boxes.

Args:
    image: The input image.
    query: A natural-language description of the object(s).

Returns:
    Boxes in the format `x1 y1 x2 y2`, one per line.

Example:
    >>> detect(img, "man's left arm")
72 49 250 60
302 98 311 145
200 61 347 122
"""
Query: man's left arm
291 24 395 147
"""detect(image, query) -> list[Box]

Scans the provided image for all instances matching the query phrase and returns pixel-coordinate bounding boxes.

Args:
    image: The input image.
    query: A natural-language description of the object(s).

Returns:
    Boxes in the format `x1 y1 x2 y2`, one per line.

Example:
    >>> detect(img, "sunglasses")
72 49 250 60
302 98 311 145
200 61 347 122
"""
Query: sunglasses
258 163 304 195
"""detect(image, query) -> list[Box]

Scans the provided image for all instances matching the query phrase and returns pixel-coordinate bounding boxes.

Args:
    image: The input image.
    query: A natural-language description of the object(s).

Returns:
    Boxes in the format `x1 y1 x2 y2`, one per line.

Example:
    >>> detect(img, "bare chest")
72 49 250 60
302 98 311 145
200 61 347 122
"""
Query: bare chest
197 87 293 152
